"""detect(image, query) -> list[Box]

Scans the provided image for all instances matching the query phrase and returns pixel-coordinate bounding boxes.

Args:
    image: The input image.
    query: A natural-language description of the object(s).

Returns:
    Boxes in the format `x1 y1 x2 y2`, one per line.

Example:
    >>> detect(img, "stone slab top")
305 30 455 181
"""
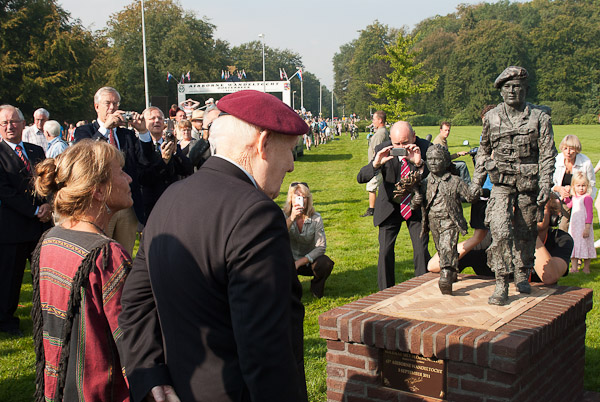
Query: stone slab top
363 277 555 331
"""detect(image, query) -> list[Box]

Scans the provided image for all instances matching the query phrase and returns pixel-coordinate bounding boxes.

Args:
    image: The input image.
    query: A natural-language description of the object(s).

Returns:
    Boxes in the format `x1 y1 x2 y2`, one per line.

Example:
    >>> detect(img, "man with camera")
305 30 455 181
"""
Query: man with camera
74 86 154 255
139 106 192 218
357 121 430 290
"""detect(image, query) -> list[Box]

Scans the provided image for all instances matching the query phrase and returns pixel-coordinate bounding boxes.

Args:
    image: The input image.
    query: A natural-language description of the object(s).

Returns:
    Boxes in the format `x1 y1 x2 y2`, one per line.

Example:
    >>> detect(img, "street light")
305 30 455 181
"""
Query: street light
258 34 265 92
141 0 150 108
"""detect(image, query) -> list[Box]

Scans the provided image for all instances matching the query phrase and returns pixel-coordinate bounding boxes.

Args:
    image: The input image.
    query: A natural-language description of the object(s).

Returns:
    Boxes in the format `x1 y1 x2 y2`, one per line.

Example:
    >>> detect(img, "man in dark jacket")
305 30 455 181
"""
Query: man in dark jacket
0 104 52 335
119 90 309 402
73 87 154 255
357 121 430 289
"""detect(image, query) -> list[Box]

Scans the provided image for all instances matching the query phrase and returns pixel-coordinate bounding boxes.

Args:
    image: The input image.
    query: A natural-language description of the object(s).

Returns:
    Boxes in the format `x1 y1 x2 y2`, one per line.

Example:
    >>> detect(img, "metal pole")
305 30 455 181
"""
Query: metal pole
141 0 150 109
259 34 265 92
319 82 322 117
331 90 334 121
292 91 296 110
300 80 304 110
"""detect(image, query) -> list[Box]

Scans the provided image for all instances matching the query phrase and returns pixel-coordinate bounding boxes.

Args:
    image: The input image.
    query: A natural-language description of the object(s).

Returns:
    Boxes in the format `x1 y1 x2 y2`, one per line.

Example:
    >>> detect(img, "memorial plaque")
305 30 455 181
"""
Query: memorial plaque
381 350 446 399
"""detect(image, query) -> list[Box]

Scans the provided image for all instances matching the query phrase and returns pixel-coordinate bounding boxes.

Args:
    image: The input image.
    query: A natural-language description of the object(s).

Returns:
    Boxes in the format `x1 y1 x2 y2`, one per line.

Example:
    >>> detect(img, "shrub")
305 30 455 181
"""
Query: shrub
572 114 599 125
407 114 445 127
539 101 578 125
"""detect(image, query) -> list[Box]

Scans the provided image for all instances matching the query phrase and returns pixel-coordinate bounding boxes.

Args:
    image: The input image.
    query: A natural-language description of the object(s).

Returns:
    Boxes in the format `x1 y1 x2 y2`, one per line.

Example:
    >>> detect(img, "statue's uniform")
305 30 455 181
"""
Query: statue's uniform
472 102 556 276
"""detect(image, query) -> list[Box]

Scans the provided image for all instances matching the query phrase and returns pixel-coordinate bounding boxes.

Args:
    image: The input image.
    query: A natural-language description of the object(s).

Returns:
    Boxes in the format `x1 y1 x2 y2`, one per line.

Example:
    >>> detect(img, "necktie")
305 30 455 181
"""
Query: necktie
108 129 117 148
15 145 31 173
399 158 412 220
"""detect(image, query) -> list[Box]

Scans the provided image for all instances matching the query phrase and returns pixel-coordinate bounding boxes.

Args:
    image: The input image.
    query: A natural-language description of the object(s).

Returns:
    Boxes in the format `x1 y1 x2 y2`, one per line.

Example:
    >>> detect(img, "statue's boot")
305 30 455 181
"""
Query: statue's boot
515 267 531 294
439 267 457 295
488 274 509 306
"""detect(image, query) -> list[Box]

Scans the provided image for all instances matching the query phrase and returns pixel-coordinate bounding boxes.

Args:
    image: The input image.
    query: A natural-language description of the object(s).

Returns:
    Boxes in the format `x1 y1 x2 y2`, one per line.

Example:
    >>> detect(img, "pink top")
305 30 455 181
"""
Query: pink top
565 194 594 224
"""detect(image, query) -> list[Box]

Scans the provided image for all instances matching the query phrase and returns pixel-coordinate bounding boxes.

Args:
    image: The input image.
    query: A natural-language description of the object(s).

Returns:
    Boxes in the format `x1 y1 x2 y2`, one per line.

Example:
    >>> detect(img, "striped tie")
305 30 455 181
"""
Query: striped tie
15 145 31 173
399 158 412 220
108 129 117 148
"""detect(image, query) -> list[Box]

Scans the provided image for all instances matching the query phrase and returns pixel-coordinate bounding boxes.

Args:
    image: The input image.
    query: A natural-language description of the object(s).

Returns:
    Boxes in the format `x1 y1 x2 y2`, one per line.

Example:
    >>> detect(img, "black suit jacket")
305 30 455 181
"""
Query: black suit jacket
74 122 154 224
119 156 307 402
0 141 50 243
140 140 193 219
357 136 430 227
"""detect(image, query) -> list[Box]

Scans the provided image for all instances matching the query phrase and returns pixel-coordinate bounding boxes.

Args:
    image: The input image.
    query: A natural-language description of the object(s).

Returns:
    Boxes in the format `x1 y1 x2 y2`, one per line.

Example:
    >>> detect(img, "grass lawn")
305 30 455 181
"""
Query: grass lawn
1 125 599 401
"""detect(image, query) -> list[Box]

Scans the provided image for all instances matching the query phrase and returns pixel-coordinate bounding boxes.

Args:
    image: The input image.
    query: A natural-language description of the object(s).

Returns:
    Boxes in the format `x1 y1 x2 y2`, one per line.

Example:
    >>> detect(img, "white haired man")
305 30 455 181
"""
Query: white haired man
119 90 309 402
73 86 155 255
43 120 69 158
22 108 50 151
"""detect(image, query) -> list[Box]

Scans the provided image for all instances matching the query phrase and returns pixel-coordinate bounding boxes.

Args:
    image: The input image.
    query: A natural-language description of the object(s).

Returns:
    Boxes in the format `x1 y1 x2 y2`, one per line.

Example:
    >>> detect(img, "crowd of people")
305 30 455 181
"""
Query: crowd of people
0 64 597 399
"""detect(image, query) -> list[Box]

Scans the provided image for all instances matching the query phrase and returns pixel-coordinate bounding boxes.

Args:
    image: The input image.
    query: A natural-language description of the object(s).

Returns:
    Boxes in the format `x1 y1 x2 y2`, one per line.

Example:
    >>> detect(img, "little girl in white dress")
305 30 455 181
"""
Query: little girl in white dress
564 172 596 273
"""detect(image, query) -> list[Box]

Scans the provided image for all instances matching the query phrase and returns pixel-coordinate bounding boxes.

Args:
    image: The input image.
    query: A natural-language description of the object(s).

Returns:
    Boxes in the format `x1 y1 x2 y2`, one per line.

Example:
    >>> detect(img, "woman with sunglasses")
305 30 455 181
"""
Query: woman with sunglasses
283 182 334 298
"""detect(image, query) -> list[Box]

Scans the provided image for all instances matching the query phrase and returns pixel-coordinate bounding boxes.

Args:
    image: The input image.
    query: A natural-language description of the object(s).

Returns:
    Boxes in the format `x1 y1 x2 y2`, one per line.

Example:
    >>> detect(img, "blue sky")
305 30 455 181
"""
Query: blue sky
58 0 521 88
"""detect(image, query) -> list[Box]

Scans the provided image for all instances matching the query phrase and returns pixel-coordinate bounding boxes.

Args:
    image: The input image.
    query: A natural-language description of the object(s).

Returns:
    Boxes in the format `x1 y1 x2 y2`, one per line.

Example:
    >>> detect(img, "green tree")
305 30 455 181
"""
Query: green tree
368 34 437 121
104 0 219 112
0 0 103 122
333 21 395 118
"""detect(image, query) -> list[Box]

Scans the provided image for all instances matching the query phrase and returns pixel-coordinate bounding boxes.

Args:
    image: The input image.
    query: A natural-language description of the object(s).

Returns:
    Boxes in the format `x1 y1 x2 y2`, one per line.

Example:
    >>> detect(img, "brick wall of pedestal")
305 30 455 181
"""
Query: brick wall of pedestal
319 273 593 402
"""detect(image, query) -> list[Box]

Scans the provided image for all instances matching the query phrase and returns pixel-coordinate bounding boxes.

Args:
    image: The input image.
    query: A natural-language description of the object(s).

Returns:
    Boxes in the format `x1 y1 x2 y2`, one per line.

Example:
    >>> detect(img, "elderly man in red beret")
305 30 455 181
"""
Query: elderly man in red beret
119 90 309 402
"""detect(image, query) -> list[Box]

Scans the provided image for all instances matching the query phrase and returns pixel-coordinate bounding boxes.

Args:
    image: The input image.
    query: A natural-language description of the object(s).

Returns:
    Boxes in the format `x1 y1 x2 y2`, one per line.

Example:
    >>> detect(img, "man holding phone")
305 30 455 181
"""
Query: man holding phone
357 121 430 289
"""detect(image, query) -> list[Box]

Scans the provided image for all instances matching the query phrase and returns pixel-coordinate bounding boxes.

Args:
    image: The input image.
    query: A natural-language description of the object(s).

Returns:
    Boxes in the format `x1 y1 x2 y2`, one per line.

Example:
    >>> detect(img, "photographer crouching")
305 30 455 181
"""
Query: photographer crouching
284 182 334 298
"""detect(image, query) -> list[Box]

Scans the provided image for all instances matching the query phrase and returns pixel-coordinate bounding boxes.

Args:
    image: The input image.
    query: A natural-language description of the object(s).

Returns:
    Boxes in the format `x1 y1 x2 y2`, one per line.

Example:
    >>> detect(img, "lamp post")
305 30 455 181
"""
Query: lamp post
141 0 150 109
258 34 265 92
296 66 303 110
293 90 296 110
319 82 322 117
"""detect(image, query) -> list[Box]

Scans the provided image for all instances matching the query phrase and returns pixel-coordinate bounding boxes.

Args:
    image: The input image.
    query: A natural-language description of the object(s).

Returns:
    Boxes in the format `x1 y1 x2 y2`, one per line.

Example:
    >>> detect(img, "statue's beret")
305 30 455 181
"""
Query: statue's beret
494 66 528 88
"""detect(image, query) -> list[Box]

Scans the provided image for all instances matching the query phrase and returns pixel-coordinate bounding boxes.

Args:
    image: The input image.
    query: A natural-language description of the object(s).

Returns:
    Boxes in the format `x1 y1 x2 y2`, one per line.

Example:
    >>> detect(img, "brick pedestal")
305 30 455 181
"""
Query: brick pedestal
319 273 593 402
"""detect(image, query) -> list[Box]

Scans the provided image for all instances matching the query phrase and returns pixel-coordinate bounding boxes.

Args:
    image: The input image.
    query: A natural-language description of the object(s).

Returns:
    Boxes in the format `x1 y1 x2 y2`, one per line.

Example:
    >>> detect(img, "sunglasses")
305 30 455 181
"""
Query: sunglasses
290 182 308 188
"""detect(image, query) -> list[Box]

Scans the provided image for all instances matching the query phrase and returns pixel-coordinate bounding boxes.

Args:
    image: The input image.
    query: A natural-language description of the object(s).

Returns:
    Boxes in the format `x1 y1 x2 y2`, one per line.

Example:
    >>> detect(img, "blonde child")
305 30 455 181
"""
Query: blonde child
564 172 596 273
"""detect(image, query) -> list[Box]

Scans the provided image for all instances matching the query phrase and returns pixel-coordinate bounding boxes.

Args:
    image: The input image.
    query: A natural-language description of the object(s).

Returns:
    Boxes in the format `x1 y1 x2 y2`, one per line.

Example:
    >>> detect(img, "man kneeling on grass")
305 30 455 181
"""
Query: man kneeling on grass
428 193 573 285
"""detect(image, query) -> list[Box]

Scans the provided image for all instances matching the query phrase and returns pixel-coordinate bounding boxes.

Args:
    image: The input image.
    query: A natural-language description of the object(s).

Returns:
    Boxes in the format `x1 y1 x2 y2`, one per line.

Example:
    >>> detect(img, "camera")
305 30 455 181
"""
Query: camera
122 111 135 123
295 195 304 208
164 132 176 143
390 147 408 157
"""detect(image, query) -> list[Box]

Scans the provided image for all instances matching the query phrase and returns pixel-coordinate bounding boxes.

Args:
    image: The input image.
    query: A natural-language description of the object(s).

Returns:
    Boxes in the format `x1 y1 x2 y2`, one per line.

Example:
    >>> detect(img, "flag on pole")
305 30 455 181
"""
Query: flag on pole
167 72 174 82
279 68 283 80
242 69 247 78
298 68 303 82
186 71 191 81
282 68 288 80
181 74 185 83
221 70 225 79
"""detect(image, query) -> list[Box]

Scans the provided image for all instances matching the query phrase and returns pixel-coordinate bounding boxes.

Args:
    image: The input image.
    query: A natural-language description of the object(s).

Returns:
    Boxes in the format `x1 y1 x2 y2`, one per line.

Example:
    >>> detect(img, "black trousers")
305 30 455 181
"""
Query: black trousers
0 241 37 331
377 212 430 290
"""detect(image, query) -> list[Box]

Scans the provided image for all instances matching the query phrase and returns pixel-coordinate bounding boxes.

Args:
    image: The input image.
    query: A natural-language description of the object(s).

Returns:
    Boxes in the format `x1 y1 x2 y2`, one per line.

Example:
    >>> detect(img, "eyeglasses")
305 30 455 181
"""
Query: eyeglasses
290 182 308 188
100 101 120 107
0 120 22 127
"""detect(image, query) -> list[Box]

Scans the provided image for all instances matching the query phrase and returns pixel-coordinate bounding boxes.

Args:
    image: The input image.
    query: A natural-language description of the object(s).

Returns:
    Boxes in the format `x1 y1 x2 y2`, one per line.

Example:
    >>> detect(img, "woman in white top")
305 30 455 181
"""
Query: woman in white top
552 135 596 232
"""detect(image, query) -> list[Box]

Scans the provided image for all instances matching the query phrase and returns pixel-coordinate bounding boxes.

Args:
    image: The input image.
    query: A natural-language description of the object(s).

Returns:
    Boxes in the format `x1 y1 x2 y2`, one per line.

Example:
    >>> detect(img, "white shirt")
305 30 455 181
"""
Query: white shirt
97 119 121 150
22 125 48 151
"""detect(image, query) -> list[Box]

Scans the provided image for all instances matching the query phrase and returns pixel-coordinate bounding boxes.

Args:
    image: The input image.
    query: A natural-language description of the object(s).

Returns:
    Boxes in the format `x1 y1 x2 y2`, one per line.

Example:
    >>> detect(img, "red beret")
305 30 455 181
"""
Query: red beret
217 90 308 135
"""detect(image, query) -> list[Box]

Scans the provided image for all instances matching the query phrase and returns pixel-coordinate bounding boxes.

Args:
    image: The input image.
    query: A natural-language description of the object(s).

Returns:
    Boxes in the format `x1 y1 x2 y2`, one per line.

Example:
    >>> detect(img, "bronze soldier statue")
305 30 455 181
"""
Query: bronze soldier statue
415 144 470 295
468 66 557 305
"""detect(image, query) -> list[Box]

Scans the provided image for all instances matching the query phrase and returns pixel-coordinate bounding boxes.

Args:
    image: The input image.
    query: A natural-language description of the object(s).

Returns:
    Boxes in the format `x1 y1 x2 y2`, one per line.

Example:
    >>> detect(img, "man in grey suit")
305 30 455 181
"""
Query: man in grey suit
119 90 309 402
